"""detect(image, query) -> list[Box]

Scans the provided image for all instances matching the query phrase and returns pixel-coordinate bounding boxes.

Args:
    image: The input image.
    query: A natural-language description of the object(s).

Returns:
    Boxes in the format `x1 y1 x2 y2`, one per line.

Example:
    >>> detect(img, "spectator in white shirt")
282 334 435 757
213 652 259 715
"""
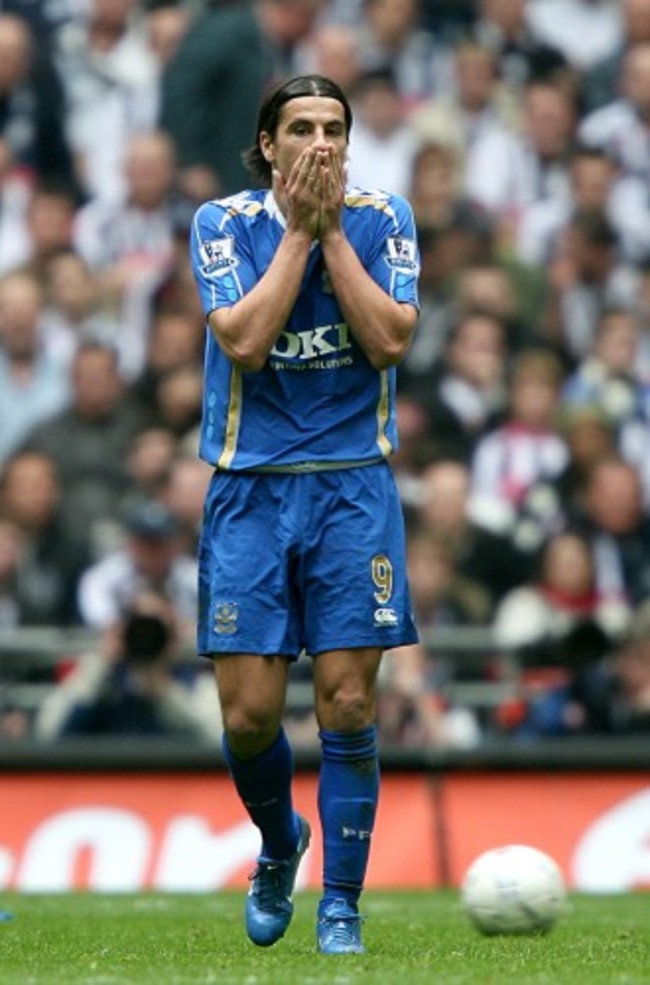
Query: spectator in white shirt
526 0 622 72
74 129 180 379
76 499 198 645
0 270 69 462
516 144 646 266
464 77 577 249
410 38 521 157
347 67 419 196
543 209 640 363
578 42 650 182
581 0 650 114
56 0 159 202
469 348 569 537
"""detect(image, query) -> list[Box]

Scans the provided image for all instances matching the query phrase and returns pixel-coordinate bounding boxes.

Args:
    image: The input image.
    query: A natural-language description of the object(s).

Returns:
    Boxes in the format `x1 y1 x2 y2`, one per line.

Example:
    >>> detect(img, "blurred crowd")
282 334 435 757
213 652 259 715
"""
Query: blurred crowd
2 0 650 749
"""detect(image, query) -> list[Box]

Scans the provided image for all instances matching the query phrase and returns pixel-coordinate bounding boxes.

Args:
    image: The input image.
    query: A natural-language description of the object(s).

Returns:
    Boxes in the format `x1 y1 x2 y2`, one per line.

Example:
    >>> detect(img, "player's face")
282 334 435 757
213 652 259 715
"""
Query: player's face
261 96 348 181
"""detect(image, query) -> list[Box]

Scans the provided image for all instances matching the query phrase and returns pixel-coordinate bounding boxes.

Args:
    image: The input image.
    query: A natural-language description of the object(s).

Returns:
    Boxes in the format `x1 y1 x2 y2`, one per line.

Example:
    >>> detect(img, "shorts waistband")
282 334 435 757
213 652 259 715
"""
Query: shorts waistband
216 457 385 475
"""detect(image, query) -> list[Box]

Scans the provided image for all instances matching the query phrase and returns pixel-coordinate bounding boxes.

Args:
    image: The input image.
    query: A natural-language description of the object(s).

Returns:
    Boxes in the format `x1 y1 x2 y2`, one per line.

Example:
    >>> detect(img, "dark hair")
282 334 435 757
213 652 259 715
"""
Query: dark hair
241 74 353 187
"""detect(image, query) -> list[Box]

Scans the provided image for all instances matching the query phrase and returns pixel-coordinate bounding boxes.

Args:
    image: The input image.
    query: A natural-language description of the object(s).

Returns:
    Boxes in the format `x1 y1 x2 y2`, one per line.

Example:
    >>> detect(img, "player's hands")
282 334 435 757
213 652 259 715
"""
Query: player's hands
316 145 345 241
274 146 323 239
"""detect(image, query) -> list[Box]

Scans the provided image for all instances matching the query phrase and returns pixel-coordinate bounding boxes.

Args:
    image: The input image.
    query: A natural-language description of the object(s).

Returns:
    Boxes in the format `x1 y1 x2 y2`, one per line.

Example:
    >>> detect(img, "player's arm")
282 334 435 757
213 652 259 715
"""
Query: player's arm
208 147 324 373
208 229 312 372
318 148 418 370
320 233 418 369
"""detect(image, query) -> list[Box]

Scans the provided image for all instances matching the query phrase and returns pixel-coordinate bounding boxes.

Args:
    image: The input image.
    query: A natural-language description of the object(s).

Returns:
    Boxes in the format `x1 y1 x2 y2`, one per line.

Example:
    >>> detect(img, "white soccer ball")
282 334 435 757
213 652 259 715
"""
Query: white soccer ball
461 844 566 935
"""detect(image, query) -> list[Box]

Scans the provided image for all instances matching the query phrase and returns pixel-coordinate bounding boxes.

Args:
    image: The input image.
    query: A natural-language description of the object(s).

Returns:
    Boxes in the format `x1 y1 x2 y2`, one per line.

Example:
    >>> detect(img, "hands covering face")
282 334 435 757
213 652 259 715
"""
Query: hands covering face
274 144 346 239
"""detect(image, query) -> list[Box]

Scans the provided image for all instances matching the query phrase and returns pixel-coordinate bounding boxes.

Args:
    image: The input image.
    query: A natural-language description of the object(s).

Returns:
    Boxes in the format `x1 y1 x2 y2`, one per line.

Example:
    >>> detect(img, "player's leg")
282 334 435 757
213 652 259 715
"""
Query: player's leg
199 471 309 946
301 463 418 953
215 652 311 947
312 646 382 955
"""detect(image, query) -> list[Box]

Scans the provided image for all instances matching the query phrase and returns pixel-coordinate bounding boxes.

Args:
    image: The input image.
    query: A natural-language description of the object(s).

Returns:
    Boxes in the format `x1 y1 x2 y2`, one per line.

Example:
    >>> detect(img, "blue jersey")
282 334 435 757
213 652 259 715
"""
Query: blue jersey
190 188 420 470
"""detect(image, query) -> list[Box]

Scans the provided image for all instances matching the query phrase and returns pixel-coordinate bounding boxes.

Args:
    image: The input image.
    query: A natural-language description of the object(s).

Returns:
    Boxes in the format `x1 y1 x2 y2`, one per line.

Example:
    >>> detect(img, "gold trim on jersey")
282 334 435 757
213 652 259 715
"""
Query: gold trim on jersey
216 366 242 469
376 369 392 457
344 192 396 221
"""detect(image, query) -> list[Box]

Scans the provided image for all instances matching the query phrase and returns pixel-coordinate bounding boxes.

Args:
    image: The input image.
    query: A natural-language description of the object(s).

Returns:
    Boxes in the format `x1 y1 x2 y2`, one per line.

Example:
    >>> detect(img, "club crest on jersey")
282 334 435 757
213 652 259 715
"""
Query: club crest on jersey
214 601 238 634
199 236 238 276
384 235 417 272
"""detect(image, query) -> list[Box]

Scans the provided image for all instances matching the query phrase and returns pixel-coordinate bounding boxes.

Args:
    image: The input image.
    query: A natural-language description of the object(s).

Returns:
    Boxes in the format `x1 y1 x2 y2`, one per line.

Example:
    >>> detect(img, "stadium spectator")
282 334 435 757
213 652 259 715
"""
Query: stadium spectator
352 0 445 105
33 589 220 742
347 67 419 196
543 209 640 364
561 307 649 433
389 394 438 509
469 348 569 537
21 341 152 553
0 13 76 188
160 0 326 200
410 38 520 157
298 21 362 94
580 0 650 113
606 598 650 733
473 0 570 94
513 402 617 555
407 310 509 464
515 144 646 267
76 498 198 642
159 452 212 552
0 270 69 463
0 178 80 282
493 529 626 665
74 129 182 379
378 638 482 750
0 450 90 625
407 141 465 231
463 77 578 249
147 362 203 447
144 0 191 73
131 303 205 413
578 42 650 182
526 0 623 73
39 250 123 372
123 426 179 509
413 458 528 606
573 454 650 609
55 0 160 202
453 260 540 354
16 180 80 285
405 524 492 633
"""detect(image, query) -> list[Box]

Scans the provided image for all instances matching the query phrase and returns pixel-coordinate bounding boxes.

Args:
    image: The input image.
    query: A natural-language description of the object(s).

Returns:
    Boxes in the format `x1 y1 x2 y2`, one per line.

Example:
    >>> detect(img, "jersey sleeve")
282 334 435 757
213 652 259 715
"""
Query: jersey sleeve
189 199 257 316
364 193 421 309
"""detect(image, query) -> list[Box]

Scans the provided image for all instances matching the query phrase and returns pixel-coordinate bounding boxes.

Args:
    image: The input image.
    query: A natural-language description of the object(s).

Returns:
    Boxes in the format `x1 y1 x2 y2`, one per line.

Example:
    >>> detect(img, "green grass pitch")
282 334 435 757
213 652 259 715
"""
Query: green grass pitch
1 890 649 985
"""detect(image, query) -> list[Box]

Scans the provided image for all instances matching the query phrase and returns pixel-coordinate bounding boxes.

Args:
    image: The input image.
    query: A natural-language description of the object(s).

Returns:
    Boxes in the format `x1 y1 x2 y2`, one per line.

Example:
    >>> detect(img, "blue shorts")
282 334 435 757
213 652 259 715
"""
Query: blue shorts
197 461 418 659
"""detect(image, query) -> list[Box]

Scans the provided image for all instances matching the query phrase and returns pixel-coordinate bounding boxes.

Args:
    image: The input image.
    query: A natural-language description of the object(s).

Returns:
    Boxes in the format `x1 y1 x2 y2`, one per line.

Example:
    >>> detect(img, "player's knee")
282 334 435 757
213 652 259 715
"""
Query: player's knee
223 705 280 756
318 687 374 733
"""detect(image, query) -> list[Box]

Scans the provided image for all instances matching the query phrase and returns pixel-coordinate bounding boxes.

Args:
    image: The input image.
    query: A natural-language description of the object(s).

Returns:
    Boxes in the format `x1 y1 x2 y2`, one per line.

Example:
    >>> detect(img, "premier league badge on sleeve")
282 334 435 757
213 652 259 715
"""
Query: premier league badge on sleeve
384 235 418 273
199 236 238 277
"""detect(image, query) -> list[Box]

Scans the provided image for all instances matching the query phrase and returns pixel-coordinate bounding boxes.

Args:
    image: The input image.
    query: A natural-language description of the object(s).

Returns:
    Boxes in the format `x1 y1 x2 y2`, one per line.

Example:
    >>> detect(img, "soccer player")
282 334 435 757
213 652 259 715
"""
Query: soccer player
190 74 420 955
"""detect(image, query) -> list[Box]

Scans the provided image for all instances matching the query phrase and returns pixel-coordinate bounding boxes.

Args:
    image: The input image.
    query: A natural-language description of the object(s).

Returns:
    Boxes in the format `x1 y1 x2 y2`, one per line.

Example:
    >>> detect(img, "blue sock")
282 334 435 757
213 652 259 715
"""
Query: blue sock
222 728 299 862
318 725 379 911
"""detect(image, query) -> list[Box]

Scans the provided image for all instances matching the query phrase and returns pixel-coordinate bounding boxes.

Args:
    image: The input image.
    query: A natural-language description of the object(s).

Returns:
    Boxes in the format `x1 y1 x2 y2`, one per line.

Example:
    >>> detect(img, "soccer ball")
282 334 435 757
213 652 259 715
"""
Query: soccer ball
461 844 566 935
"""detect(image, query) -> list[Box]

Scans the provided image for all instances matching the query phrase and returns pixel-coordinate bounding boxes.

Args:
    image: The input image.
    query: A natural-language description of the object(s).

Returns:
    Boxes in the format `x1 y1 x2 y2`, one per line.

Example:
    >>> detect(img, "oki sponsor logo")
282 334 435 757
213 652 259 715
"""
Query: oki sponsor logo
270 323 351 361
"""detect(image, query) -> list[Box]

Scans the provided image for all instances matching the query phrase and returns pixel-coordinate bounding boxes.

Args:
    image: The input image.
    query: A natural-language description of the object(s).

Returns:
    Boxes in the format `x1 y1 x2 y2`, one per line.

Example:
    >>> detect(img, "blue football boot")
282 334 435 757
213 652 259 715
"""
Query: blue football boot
245 814 311 947
317 898 365 955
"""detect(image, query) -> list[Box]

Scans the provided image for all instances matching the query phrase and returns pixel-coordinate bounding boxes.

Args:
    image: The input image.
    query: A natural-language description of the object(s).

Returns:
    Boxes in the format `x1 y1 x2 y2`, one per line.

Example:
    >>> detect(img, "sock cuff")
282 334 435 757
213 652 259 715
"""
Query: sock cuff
222 726 290 773
318 724 378 762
